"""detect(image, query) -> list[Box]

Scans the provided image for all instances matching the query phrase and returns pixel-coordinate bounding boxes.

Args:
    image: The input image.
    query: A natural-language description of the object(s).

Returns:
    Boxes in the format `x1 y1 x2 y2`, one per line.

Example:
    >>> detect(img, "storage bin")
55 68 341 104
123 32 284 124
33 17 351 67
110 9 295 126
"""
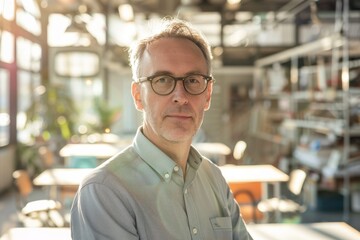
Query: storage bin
316 190 344 212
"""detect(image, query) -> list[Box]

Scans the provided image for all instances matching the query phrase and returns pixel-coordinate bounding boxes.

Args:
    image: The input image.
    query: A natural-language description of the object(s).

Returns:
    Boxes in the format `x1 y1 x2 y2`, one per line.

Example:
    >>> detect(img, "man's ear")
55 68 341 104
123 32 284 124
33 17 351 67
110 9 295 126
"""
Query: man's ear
131 82 144 111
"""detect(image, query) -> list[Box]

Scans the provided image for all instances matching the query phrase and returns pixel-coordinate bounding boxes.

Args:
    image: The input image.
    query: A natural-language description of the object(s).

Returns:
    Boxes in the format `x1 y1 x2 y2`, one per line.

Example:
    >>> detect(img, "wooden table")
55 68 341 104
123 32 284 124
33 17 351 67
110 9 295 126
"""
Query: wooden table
59 143 119 158
0 228 71 240
219 164 289 184
33 168 93 201
194 142 231 165
33 168 93 187
219 164 289 222
59 143 120 167
247 222 360 240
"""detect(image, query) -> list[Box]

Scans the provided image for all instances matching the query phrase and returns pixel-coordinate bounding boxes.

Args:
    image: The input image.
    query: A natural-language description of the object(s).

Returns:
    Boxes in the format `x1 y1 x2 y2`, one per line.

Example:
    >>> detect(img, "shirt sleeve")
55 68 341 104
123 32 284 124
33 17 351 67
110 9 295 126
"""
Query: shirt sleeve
71 182 139 240
212 165 253 240
226 185 254 240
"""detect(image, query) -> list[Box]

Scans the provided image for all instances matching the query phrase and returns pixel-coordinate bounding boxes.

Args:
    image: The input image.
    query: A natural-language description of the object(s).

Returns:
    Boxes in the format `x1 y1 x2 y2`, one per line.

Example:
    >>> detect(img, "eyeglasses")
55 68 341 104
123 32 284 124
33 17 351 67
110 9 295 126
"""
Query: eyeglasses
137 74 214 96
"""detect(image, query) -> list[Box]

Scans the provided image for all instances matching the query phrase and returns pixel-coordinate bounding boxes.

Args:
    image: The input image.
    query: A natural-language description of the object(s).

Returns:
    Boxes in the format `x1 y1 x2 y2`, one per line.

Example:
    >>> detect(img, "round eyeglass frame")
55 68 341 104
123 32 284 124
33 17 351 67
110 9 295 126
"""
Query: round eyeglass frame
136 74 214 96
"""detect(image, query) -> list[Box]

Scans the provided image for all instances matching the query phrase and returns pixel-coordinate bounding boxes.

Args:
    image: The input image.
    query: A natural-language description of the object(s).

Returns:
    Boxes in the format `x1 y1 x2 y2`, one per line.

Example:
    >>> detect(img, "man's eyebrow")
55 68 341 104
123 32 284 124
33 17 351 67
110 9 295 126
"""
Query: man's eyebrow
150 71 205 76
149 71 173 76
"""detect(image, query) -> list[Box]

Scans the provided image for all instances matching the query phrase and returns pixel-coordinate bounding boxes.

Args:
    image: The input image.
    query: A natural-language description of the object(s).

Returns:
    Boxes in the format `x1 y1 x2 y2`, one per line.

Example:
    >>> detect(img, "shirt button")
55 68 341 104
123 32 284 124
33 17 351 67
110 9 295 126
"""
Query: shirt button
192 227 198 235
164 173 170 179
184 189 188 194
174 166 179 172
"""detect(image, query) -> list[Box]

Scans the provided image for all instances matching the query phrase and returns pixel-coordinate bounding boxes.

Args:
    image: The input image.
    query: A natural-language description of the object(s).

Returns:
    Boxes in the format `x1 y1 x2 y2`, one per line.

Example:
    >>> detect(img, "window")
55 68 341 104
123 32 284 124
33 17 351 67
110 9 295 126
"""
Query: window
0 68 10 146
48 13 106 47
14 0 43 144
0 0 15 21
16 37 41 71
17 70 41 143
54 51 99 77
0 30 14 63
16 37 42 144
16 0 41 36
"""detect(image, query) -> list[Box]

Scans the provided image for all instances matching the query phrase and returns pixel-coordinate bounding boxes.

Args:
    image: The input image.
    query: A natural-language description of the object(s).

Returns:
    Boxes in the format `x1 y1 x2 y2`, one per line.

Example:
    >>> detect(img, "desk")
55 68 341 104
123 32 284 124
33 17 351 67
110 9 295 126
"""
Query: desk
59 143 120 167
0 228 71 240
219 164 289 222
33 168 93 187
219 164 289 183
247 222 360 240
59 143 119 159
33 168 93 201
194 142 231 165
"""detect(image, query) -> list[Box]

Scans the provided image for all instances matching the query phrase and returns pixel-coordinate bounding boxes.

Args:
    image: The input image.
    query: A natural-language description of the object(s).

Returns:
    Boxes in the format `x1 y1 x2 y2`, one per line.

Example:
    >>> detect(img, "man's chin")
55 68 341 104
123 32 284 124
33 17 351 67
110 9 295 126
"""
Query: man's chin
162 130 193 143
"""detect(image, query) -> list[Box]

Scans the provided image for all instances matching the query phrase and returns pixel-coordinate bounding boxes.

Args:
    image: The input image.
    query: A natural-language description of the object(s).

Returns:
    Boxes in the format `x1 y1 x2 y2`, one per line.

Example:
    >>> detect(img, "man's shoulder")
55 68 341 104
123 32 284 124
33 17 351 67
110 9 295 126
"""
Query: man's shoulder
199 156 222 173
104 145 139 169
80 146 139 186
198 158 227 187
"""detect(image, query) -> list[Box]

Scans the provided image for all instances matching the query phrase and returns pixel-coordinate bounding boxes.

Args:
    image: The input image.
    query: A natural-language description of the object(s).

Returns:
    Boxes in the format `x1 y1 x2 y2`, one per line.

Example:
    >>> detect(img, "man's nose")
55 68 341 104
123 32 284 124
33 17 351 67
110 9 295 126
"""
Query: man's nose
172 80 188 104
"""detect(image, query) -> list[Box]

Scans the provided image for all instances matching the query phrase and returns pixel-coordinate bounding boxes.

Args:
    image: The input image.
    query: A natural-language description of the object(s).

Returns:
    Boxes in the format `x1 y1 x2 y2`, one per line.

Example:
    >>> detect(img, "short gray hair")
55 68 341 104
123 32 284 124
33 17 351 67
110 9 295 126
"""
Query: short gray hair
128 17 213 80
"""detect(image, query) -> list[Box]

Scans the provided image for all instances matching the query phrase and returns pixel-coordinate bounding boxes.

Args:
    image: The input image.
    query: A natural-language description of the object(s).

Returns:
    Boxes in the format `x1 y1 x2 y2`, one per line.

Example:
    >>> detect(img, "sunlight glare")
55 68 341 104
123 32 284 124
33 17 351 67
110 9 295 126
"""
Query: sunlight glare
0 0 15 20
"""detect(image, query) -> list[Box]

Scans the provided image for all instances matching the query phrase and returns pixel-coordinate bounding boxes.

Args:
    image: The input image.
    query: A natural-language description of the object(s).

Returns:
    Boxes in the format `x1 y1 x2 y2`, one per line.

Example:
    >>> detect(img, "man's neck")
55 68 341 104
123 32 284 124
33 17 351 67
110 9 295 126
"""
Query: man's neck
141 127 192 175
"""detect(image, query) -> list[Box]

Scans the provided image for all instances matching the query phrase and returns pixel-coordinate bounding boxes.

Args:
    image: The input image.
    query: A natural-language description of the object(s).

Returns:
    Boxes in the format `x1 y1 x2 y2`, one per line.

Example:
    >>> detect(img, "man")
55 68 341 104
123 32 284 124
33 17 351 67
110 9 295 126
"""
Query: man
71 18 253 240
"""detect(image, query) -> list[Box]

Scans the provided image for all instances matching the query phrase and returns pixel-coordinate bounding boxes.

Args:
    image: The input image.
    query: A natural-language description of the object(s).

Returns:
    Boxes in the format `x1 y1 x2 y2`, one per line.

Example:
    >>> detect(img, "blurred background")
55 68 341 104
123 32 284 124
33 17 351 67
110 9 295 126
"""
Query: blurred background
1 0 360 239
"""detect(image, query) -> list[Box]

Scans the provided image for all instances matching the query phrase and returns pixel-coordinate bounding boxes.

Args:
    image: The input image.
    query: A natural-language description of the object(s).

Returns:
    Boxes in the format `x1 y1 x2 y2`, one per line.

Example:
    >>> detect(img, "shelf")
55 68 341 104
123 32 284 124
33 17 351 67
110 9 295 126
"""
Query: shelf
293 147 333 171
255 34 345 67
334 125 360 137
261 88 360 102
251 132 289 146
335 162 360 178
253 8 360 222
283 118 360 136
283 118 342 132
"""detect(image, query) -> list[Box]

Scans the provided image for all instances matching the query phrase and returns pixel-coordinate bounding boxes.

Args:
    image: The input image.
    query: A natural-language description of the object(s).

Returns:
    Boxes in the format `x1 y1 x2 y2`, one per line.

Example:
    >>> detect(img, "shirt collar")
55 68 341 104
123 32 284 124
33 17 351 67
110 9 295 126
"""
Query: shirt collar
132 127 203 182
188 145 203 170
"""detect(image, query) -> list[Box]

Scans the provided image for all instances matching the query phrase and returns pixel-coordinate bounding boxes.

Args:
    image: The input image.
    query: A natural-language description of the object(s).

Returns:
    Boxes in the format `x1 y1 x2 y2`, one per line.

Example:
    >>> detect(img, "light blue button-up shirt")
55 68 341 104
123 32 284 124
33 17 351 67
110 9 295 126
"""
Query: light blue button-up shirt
71 128 253 240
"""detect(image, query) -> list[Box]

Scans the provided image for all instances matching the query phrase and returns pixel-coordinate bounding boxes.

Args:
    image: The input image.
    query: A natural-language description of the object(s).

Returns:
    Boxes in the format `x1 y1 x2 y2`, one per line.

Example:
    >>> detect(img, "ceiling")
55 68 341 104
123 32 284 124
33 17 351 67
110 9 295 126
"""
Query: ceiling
46 0 341 16
44 0 360 66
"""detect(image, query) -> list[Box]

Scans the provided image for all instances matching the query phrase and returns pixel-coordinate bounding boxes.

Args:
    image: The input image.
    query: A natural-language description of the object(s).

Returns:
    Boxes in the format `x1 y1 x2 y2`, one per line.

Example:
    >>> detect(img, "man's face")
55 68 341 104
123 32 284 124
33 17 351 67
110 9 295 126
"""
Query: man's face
132 37 213 146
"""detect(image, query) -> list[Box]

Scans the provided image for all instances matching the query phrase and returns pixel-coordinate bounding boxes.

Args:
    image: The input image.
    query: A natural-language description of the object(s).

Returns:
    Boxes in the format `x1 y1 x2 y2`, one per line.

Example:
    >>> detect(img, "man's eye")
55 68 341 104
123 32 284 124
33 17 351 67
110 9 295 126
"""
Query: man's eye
154 76 172 84
186 76 200 84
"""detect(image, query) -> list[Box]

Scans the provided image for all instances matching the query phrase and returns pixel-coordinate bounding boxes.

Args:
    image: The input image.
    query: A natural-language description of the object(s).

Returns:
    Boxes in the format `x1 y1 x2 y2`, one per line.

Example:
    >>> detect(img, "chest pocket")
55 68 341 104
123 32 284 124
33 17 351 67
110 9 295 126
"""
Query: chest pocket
210 217 232 240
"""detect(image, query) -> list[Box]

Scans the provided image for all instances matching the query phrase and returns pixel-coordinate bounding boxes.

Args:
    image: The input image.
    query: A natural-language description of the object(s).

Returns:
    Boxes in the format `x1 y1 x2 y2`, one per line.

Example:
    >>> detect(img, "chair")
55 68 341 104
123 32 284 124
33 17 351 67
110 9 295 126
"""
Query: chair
233 182 263 224
38 146 57 169
12 170 65 227
257 168 307 222
233 189 261 224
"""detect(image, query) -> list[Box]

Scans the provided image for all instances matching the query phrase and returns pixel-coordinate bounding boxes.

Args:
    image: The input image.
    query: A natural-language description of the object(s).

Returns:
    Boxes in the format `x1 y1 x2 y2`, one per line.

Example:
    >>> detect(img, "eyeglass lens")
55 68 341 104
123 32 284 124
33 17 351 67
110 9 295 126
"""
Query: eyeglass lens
151 75 208 95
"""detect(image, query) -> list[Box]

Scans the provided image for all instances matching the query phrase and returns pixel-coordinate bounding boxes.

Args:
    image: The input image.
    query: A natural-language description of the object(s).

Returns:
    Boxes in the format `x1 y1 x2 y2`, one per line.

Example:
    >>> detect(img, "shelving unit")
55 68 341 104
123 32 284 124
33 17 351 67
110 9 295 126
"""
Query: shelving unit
253 29 360 220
